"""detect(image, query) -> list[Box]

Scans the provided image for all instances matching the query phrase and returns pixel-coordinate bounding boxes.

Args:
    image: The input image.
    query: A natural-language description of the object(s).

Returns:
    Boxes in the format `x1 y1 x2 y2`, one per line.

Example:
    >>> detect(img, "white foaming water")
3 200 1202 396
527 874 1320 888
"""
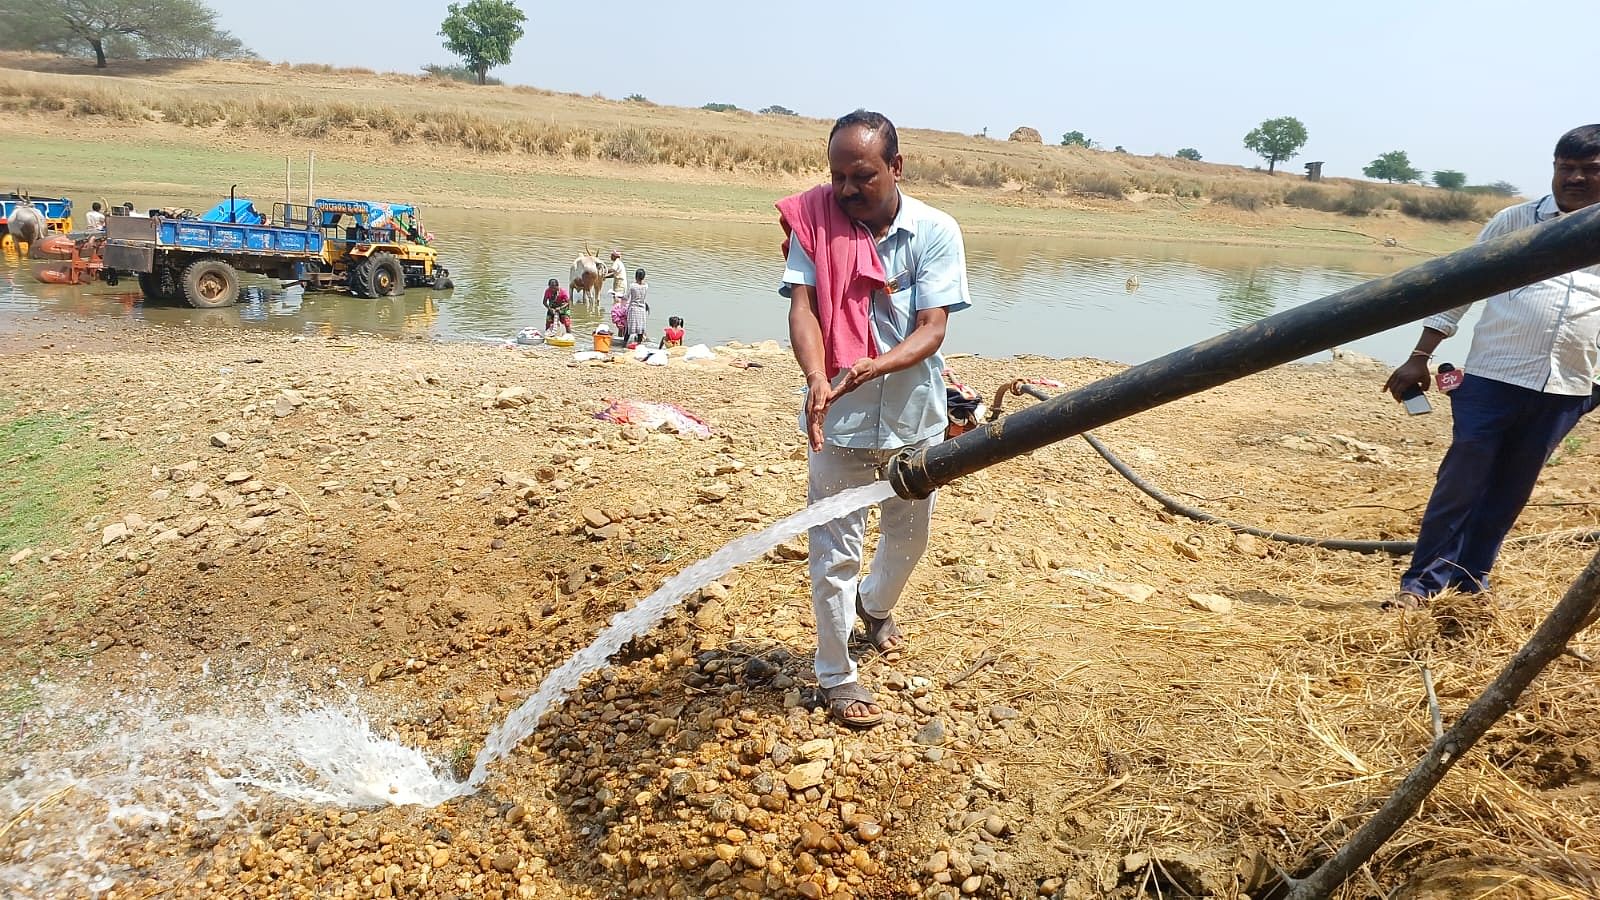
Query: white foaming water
1 481 895 895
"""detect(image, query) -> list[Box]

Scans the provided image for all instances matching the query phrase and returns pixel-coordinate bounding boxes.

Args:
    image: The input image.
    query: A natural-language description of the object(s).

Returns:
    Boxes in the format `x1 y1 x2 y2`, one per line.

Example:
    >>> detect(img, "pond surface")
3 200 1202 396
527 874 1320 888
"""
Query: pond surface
0 206 1475 366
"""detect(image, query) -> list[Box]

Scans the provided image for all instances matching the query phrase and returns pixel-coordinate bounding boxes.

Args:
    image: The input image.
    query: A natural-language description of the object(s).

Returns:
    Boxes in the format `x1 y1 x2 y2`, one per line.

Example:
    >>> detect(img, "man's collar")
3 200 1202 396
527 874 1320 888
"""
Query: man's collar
1536 194 1560 221
884 190 916 237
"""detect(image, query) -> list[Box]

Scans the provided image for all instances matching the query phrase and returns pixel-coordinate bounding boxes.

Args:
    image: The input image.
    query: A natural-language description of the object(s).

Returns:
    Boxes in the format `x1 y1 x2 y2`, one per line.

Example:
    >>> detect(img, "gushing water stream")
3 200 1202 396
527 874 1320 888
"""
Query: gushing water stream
1 482 895 893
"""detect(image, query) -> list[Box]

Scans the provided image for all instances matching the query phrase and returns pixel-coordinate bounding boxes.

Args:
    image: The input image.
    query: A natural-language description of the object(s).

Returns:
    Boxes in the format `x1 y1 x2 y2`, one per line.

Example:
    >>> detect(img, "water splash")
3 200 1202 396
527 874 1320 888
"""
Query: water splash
0 481 895 894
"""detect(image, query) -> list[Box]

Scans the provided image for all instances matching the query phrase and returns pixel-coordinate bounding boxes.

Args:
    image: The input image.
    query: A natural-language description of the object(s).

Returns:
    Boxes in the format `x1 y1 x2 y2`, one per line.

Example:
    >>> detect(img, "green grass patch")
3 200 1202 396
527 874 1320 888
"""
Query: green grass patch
0 403 112 560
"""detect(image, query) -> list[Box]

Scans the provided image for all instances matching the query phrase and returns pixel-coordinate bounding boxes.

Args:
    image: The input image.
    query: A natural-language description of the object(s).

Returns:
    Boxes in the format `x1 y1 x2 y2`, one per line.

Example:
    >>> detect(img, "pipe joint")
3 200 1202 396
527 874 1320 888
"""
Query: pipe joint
884 447 934 500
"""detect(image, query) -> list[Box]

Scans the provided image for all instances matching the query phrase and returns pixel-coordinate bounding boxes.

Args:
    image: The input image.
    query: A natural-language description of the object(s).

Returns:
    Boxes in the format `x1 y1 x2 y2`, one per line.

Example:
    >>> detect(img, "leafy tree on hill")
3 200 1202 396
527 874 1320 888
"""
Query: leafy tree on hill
1243 116 1307 174
1364 150 1422 183
1175 147 1202 161
439 0 526 86
1060 131 1092 148
760 105 797 116
702 102 741 112
0 0 250 68
1431 170 1467 191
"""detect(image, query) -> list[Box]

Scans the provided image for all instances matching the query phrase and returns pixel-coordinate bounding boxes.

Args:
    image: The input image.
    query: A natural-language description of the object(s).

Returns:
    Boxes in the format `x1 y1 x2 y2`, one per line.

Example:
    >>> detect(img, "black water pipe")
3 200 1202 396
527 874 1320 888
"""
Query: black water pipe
887 202 1600 500
1008 385 1418 554
230 184 238 224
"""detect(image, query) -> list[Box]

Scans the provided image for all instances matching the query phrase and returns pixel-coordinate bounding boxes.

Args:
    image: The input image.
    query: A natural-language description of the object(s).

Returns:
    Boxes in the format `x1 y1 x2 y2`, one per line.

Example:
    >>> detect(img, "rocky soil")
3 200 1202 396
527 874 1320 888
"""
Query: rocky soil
3 318 1600 899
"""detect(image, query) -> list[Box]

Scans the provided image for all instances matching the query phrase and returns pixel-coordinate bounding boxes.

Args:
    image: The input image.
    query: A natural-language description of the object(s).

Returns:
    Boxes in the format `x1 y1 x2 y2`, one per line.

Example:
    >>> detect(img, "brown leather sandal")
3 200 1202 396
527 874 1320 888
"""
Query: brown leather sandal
824 681 883 729
855 598 905 655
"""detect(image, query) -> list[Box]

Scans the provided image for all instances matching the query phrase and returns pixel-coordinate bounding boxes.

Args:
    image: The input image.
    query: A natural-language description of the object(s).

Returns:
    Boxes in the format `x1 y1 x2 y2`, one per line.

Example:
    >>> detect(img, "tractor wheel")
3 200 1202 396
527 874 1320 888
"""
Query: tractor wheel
351 252 403 298
139 268 181 301
181 258 240 309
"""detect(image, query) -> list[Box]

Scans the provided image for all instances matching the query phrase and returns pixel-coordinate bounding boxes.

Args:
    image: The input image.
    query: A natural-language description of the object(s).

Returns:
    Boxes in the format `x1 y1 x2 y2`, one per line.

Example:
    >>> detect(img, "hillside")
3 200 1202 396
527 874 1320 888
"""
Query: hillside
0 53 1490 252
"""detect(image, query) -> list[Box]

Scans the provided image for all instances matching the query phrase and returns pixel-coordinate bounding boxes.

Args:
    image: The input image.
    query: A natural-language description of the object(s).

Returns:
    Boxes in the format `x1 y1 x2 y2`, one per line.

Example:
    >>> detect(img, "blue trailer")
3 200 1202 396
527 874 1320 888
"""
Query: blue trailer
103 201 326 308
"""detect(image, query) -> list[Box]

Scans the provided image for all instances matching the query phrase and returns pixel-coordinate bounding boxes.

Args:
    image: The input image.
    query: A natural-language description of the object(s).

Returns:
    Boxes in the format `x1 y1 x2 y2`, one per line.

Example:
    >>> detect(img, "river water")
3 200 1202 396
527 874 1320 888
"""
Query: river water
0 207 1459 365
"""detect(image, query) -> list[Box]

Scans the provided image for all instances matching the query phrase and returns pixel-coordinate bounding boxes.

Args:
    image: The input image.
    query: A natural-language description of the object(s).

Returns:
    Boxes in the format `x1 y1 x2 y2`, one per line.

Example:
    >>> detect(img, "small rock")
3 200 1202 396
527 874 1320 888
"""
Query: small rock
223 471 251 485
431 849 450 868
647 718 675 737
743 656 779 681
494 507 519 526
620 424 648 444
961 875 983 894
739 846 766 869
772 539 807 561
591 523 624 541
234 516 269 535
1039 877 1063 896
1100 582 1156 604
491 851 518 873
101 523 129 546
785 760 828 791
697 482 731 503
983 815 1008 837
796 739 835 761
178 517 207 537
1231 533 1268 558
272 397 295 418
1187 593 1234 614
9 548 33 566
988 705 1020 723
925 850 950 874
209 431 232 448
913 718 948 746
700 582 730 602
582 508 611 529
150 488 171 502
1172 540 1202 561
856 822 883 843
494 387 529 409
798 822 828 850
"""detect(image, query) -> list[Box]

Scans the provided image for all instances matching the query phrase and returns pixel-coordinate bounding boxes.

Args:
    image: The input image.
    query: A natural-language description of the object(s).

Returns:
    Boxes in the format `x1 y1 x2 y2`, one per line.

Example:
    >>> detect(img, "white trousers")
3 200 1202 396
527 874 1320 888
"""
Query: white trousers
807 439 936 689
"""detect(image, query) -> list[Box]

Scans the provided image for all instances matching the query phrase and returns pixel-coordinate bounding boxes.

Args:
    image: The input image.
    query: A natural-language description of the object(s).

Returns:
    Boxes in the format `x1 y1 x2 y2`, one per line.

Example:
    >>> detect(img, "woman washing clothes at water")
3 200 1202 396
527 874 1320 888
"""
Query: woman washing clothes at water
624 268 650 346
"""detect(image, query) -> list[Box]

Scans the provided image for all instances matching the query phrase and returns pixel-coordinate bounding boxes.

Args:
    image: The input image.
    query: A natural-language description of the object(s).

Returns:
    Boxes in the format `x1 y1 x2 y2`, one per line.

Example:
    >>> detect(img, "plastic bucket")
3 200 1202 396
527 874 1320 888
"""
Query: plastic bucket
593 331 613 353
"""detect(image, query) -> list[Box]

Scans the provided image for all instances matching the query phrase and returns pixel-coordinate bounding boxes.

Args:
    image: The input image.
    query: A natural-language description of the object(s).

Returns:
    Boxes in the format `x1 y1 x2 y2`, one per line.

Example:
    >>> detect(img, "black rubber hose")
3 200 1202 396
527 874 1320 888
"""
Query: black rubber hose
1013 385 1600 556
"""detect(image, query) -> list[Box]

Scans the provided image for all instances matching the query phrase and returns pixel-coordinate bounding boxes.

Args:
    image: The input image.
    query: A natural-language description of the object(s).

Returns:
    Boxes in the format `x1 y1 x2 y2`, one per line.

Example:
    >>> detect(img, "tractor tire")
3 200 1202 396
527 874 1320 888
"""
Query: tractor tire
351 252 403 298
138 268 181 301
181 258 240 309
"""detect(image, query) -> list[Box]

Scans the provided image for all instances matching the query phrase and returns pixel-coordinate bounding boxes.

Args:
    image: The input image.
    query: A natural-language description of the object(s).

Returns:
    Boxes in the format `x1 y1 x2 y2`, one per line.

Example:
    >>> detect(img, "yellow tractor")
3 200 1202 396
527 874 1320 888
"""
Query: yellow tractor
297 199 453 297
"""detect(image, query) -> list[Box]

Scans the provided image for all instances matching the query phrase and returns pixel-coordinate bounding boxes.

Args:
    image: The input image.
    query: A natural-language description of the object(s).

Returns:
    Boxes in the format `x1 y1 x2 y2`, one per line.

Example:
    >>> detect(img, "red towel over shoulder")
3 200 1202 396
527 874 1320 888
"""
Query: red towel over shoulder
776 184 886 379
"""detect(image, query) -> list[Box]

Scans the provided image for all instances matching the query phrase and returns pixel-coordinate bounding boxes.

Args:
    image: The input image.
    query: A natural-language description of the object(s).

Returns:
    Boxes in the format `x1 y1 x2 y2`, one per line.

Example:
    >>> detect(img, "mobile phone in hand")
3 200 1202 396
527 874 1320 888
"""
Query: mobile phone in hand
1401 384 1432 415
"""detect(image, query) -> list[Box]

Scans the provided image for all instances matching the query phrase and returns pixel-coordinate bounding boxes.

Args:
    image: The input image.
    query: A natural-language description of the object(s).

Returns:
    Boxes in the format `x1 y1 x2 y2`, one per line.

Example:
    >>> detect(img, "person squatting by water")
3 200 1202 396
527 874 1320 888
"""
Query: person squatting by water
660 316 686 349
779 109 972 728
543 278 573 334
625 268 650 346
1382 124 1600 611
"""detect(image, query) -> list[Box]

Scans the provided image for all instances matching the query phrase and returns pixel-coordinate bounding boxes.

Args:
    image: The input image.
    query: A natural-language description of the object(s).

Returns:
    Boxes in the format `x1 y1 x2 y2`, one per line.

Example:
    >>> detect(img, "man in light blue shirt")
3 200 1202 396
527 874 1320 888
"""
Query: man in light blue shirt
780 109 971 728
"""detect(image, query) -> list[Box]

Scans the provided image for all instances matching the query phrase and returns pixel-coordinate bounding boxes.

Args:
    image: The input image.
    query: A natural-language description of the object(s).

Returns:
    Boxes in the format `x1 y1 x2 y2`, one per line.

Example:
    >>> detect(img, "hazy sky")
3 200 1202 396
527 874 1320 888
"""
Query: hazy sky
216 0 1583 197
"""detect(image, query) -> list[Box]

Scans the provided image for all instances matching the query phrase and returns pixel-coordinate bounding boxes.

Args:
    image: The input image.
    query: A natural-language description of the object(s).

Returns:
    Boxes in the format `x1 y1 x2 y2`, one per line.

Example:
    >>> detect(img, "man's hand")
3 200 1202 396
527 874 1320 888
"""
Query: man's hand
834 357 884 398
805 373 834 452
1384 357 1432 402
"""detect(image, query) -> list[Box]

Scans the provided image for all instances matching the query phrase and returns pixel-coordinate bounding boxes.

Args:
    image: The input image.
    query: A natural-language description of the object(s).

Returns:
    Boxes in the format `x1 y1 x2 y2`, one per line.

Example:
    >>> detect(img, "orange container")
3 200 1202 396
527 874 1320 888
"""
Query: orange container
593 331 613 353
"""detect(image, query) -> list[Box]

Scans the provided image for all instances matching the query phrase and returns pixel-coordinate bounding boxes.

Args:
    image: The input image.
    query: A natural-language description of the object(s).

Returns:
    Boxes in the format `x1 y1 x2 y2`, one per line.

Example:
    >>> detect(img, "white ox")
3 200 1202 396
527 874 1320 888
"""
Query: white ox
569 253 606 309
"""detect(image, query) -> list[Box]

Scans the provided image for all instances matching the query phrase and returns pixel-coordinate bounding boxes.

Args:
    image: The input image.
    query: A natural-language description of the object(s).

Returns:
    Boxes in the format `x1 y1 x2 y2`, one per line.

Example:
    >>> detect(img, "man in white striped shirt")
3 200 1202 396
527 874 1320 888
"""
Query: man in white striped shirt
1382 124 1600 610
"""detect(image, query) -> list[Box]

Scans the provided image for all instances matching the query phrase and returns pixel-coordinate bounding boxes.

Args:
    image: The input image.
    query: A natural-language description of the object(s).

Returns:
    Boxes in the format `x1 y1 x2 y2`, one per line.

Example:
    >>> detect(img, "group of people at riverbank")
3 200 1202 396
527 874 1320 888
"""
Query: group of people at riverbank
792 111 1600 728
540 249 685 350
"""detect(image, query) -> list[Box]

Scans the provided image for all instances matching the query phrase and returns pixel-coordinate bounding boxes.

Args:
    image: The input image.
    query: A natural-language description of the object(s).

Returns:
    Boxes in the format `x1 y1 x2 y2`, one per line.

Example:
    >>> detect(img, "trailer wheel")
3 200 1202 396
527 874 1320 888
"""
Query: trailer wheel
351 252 403 298
138 267 181 302
182 258 240 309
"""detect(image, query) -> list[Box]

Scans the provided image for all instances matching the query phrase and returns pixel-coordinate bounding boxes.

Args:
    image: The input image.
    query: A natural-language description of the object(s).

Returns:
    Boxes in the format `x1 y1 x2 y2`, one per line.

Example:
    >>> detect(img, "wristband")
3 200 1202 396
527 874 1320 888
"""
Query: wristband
1409 351 1432 360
